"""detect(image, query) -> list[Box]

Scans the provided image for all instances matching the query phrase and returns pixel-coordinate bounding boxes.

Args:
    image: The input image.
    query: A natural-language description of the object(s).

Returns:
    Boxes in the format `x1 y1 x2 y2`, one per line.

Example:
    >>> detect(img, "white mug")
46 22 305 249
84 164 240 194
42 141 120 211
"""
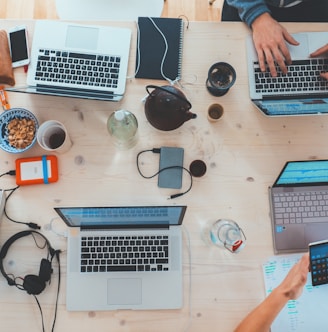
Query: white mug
37 120 72 153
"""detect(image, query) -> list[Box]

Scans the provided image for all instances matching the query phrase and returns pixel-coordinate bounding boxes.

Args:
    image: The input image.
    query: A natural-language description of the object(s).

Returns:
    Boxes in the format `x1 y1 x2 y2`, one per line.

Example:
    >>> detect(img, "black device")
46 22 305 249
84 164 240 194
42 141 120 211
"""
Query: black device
0 230 58 295
8 25 30 68
158 146 184 189
309 240 328 286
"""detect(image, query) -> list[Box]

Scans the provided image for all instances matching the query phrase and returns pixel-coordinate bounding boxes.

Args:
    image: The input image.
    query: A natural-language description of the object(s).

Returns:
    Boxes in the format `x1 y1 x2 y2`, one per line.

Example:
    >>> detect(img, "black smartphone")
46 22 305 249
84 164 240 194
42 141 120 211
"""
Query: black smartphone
309 240 328 286
158 147 184 189
8 25 30 68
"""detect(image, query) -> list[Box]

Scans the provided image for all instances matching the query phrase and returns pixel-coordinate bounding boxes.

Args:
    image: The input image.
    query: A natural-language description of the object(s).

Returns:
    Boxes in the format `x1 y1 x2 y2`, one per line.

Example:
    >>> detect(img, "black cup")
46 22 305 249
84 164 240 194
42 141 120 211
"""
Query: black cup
206 62 236 96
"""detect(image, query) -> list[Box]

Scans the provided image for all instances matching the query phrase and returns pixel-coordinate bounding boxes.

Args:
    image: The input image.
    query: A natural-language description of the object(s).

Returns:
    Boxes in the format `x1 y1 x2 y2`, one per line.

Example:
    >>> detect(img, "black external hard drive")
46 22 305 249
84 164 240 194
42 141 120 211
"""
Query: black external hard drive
158 147 184 189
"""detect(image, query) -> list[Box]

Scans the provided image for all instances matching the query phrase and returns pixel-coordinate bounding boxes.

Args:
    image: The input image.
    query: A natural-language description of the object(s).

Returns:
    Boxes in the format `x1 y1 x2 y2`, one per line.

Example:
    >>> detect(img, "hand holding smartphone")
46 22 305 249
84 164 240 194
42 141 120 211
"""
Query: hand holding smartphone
309 240 328 286
7 25 30 68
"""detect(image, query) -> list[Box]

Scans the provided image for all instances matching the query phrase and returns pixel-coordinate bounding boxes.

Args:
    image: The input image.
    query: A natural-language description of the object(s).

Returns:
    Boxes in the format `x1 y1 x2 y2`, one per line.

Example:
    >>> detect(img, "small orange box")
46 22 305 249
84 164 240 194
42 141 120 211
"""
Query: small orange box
15 155 59 186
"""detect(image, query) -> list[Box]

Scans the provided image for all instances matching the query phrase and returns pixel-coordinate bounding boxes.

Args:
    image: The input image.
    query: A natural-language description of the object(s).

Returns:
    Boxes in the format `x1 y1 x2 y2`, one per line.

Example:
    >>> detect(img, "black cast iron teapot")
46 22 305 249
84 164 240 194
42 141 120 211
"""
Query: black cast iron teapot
144 85 196 131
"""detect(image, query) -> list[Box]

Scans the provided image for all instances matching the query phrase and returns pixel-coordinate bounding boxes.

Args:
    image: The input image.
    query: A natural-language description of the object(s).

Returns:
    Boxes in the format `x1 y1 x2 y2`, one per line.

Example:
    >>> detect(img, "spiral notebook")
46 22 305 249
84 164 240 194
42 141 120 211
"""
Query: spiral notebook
135 17 184 81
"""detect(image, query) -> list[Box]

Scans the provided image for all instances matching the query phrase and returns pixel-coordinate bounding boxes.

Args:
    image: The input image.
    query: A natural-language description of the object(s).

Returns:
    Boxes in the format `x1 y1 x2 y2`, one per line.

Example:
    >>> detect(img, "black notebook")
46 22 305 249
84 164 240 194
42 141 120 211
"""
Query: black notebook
135 17 184 81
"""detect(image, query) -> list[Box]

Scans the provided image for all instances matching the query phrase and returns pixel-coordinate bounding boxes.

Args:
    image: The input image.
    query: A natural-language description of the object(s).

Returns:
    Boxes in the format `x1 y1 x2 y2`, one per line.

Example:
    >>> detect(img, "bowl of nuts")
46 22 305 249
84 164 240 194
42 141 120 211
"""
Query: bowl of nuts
0 108 38 153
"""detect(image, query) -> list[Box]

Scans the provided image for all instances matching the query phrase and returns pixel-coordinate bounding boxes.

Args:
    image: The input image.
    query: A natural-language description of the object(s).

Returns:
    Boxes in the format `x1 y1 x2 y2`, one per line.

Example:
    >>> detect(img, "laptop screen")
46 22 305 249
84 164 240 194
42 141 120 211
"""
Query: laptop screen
254 98 328 116
54 206 187 227
274 160 328 186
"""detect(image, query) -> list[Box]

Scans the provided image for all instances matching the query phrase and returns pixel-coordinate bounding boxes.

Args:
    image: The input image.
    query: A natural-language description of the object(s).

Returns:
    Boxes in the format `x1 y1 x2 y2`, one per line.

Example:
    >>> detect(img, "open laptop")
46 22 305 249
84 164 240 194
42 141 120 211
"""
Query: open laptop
246 32 328 116
269 160 328 254
9 20 131 101
54 205 186 311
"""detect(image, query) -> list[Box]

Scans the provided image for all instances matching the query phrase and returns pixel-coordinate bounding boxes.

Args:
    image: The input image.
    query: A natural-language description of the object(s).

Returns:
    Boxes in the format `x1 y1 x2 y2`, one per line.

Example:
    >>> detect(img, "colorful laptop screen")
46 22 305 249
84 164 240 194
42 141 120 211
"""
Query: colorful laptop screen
54 206 187 227
275 160 328 185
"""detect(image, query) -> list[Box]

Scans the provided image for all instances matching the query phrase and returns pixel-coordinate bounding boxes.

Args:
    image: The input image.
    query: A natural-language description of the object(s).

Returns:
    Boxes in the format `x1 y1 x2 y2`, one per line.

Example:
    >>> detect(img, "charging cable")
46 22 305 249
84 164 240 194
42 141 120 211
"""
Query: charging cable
0 170 40 229
136 148 193 199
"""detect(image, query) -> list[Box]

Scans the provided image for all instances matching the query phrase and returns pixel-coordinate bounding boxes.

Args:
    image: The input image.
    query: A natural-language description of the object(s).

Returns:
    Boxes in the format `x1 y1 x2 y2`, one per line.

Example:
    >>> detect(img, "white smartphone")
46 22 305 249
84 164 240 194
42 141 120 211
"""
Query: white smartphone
7 25 30 68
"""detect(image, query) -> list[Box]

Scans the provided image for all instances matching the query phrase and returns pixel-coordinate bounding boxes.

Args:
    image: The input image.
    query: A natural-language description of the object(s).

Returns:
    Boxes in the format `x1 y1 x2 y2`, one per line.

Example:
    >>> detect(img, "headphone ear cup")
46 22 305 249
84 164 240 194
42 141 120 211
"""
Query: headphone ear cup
23 275 46 295
39 258 52 283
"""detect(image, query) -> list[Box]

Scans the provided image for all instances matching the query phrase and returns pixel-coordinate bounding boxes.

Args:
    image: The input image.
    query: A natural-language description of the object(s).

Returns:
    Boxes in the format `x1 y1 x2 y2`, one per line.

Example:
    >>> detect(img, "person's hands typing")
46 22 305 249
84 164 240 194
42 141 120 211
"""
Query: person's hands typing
310 44 328 80
251 13 299 77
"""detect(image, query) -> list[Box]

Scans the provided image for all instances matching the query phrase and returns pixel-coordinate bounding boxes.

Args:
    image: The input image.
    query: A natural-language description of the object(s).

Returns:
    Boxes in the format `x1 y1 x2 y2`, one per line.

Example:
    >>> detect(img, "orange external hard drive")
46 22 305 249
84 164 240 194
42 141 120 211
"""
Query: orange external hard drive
15 155 59 185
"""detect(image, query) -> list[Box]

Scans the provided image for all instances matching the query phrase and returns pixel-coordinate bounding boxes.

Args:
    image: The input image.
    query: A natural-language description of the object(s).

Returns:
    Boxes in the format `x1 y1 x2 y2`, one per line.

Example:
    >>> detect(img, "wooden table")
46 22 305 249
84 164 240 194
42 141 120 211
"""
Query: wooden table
0 19 327 332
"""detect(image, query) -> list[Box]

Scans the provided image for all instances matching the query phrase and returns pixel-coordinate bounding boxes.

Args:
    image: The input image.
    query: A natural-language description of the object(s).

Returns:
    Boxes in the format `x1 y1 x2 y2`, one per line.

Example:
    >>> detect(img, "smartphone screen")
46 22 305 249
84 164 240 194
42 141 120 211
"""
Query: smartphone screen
309 240 328 286
9 27 29 67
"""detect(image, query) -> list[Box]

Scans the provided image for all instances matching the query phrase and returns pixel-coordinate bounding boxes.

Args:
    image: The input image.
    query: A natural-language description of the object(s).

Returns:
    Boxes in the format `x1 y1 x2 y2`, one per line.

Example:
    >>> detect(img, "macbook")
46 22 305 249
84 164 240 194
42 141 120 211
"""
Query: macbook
9 20 131 101
54 205 187 311
269 160 328 254
246 32 328 116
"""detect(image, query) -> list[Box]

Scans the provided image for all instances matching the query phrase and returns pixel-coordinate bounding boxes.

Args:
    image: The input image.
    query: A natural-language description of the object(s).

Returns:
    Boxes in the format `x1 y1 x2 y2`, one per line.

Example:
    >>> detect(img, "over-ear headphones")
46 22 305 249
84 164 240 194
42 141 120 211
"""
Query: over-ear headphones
0 230 57 295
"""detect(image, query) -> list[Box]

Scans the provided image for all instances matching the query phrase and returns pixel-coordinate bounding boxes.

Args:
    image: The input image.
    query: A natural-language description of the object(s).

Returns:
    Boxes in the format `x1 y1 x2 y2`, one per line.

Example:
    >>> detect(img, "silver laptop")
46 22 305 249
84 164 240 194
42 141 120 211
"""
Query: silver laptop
10 20 131 101
246 32 328 116
54 205 186 311
269 160 328 254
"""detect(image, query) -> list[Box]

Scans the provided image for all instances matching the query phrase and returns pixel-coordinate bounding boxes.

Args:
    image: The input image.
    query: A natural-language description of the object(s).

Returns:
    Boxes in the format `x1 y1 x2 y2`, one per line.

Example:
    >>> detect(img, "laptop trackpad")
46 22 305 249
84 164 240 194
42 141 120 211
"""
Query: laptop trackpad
305 224 328 244
289 33 309 59
107 278 142 305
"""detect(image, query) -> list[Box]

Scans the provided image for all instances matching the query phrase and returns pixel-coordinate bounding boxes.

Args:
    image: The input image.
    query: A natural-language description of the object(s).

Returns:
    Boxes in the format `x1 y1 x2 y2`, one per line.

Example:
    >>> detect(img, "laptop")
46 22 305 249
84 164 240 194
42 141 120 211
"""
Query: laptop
54 205 187 311
269 160 328 254
246 31 328 116
9 20 131 101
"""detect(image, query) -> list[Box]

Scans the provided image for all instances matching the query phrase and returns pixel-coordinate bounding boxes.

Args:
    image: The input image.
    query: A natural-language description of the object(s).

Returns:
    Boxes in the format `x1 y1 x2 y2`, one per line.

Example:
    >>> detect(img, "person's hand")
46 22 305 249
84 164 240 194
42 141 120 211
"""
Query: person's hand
251 13 299 77
276 253 309 300
310 44 328 80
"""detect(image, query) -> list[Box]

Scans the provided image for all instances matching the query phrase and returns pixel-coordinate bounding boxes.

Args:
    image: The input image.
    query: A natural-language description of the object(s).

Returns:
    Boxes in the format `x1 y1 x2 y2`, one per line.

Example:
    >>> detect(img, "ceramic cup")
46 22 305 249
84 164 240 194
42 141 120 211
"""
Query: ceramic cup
206 62 236 97
207 103 224 122
37 120 72 153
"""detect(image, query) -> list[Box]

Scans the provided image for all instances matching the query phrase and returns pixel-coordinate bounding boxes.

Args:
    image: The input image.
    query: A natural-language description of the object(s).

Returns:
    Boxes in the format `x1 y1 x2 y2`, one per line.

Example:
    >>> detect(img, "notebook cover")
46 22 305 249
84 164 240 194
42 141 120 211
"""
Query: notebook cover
135 17 183 81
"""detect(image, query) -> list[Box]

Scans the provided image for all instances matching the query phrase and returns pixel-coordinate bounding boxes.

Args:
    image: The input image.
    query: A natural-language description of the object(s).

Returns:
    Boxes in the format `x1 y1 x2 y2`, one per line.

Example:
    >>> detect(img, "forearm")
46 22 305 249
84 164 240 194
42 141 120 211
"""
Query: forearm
234 288 289 332
225 0 270 26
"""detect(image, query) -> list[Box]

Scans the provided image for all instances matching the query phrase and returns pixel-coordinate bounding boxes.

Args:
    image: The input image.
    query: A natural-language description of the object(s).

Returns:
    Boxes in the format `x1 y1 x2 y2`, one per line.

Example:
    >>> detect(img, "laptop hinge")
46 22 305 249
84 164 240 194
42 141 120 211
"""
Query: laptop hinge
262 93 327 100
80 225 170 231
36 84 116 100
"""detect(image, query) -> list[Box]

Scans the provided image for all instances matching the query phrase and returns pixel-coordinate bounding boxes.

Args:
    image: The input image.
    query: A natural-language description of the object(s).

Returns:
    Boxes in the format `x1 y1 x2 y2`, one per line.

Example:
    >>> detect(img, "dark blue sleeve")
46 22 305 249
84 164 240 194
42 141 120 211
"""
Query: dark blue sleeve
225 0 271 27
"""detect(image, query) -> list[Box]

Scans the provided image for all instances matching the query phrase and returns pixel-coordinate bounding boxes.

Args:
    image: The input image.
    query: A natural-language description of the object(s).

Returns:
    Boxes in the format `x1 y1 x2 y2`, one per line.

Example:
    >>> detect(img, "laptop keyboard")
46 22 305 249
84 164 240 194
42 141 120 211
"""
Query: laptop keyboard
273 190 328 224
253 59 328 95
80 235 169 273
35 49 121 89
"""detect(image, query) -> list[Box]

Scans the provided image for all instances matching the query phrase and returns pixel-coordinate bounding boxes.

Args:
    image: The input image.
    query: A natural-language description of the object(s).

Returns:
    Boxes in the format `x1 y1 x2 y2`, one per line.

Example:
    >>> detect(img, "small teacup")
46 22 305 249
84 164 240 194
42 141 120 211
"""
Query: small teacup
207 103 224 122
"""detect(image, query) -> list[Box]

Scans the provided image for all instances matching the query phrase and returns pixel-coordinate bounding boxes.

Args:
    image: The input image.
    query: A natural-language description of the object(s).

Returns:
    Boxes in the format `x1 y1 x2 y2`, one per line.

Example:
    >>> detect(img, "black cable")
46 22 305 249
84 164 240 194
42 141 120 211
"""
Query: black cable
0 170 16 177
51 250 61 332
136 148 193 199
33 295 45 332
3 186 41 229
0 170 41 229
